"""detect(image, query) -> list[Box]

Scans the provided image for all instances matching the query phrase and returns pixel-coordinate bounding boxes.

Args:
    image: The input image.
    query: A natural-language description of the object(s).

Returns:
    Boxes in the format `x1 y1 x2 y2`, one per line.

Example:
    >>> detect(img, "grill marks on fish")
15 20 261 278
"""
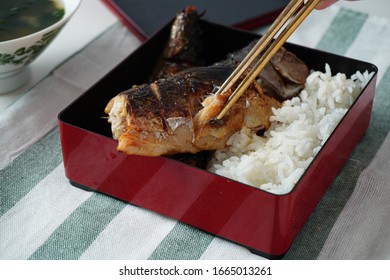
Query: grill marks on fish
123 75 213 133
106 71 216 156
126 84 164 132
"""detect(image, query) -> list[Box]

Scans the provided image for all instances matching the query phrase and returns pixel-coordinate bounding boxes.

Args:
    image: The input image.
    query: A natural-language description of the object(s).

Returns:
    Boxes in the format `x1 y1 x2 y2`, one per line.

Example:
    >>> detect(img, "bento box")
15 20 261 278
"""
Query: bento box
58 19 378 259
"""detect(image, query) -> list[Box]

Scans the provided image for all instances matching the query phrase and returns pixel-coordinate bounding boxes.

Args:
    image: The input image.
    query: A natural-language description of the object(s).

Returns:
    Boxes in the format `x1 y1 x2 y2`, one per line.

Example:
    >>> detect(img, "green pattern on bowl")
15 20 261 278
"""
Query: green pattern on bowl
0 28 60 66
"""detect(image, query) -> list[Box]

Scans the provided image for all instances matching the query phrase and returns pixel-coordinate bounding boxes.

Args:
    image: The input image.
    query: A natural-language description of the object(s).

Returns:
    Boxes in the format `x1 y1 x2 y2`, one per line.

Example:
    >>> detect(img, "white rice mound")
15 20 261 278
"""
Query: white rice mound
208 64 374 195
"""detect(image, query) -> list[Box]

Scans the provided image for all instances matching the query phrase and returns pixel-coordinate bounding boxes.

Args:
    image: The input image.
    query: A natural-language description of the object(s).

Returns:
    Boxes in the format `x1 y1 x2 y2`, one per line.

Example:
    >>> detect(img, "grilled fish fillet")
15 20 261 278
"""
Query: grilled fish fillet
104 67 281 156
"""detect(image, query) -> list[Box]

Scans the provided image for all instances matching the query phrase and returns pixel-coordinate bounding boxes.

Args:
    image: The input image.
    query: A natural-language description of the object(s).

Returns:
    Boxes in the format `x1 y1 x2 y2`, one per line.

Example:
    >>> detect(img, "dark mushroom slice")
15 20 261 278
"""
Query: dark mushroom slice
258 62 305 101
213 40 309 101
270 47 309 85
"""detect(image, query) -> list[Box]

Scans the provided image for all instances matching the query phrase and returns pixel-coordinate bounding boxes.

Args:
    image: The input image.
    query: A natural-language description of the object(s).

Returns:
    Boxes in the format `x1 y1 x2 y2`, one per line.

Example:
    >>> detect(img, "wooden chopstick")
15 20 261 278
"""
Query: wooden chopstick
215 0 321 120
215 0 303 96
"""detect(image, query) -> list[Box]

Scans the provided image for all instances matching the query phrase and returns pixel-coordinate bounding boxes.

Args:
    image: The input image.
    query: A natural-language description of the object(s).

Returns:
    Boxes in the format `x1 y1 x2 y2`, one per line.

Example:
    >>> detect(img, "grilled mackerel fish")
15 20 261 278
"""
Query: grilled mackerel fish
105 67 280 156
104 7 308 157
148 5 204 81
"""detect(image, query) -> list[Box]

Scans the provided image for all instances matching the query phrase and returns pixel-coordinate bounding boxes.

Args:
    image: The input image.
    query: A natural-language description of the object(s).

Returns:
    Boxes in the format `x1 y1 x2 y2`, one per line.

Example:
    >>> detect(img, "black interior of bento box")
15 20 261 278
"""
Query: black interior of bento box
58 20 378 137
103 0 290 39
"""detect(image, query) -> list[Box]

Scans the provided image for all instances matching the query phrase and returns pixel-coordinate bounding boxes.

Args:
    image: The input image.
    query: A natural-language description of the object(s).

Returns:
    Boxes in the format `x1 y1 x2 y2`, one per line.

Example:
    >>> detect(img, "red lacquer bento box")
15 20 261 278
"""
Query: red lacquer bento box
58 20 378 259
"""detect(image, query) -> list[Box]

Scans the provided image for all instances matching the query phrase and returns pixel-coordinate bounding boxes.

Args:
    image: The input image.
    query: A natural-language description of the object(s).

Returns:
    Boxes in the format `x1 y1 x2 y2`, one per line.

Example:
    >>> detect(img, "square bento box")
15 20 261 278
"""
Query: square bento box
58 19 378 259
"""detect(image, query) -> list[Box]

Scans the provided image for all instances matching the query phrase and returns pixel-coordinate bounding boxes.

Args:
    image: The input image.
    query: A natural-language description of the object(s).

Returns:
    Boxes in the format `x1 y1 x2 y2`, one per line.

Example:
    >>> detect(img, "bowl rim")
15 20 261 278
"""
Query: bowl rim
0 0 82 45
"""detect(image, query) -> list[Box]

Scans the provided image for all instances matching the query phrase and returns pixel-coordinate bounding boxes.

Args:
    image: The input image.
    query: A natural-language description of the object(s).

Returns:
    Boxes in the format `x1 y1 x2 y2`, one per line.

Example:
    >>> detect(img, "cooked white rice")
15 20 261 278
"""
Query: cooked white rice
208 64 374 195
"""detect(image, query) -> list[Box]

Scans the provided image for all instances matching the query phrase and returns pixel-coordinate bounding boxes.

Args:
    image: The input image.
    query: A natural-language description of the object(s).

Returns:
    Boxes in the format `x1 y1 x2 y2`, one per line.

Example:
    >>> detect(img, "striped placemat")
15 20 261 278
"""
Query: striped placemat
1 6 389 260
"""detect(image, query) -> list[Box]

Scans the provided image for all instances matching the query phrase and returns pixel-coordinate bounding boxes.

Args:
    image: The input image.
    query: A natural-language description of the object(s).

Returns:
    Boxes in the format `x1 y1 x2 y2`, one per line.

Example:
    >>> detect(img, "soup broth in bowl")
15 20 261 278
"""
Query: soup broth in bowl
0 0 81 94
0 0 65 42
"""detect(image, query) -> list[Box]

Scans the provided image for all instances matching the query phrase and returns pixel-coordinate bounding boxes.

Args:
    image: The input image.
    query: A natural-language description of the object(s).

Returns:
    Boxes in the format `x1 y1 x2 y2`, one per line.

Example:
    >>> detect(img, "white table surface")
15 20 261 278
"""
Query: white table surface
0 0 388 111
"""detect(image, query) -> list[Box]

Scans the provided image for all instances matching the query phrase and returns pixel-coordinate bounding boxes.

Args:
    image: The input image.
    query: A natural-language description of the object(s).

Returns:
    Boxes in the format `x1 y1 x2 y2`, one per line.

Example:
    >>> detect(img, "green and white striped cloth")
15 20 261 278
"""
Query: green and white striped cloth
1 6 390 260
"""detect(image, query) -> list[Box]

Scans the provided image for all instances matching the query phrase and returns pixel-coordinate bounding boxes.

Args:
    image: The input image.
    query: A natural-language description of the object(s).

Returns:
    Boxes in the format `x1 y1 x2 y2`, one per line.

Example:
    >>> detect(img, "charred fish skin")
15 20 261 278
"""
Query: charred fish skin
149 6 204 82
105 67 229 156
107 67 232 135
165 6 203 65
105 66 281 157
154 74 213 134
125 84 165 132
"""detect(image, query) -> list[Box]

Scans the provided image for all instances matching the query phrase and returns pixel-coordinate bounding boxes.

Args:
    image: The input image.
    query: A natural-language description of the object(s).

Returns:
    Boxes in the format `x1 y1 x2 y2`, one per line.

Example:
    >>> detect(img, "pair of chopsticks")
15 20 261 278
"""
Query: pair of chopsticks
215 0 320 120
